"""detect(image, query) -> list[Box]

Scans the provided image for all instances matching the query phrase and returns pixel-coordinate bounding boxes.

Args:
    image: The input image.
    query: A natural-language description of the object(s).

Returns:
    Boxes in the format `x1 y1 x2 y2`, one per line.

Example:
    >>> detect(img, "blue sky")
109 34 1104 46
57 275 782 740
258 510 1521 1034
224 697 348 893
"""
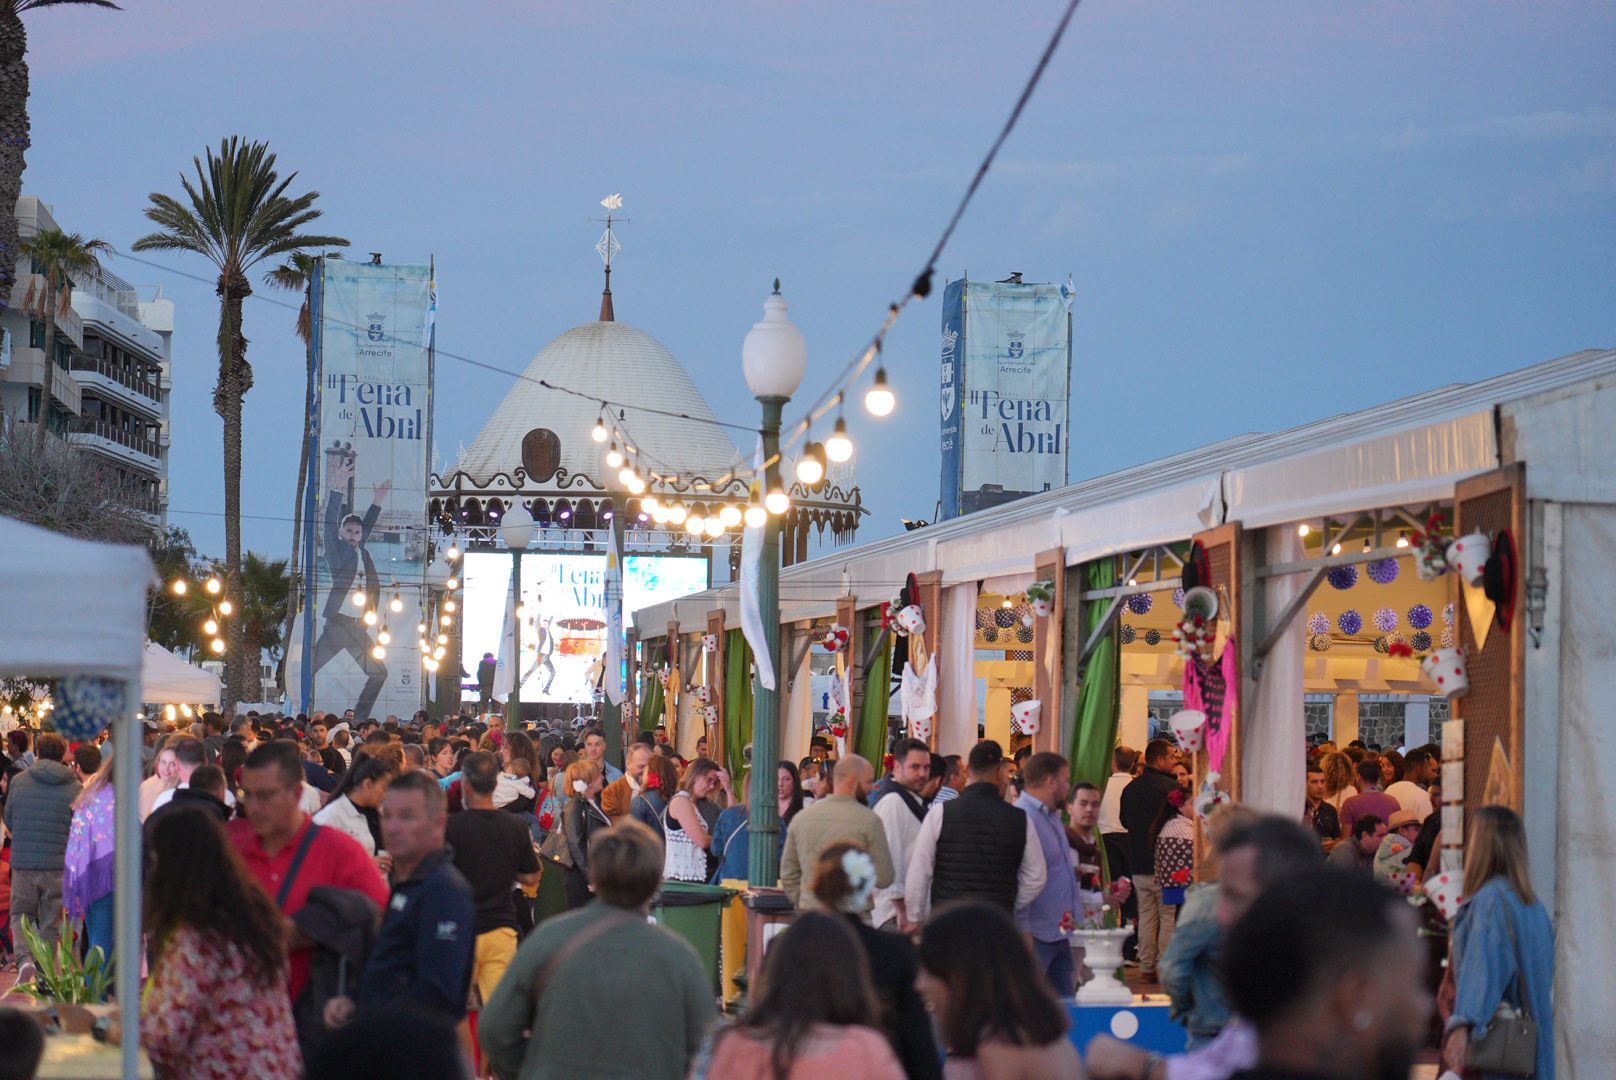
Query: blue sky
21 0 1616 560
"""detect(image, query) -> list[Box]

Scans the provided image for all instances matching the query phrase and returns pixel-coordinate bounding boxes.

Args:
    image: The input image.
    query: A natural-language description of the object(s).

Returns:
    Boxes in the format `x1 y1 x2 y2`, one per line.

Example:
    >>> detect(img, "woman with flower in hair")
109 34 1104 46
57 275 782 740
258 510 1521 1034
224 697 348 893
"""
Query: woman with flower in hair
559 758 609 909
810 841 942 1080
1149 787 1196 948
630 753 679 843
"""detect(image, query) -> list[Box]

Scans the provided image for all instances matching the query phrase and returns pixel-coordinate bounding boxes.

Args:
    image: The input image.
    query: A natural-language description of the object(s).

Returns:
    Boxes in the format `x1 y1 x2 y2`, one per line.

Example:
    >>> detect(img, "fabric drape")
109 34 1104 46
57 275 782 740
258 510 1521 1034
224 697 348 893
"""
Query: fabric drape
723 629 753 780
1068 561 1120 788
1241 528 1306 813
938 582 980 754
857 630 893 764
639 642 665 732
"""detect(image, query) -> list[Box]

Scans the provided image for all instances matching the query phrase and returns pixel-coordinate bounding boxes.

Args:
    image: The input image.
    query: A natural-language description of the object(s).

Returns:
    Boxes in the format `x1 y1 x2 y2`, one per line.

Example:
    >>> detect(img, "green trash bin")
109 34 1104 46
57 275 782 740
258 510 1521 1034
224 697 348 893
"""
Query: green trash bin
652 881 737 995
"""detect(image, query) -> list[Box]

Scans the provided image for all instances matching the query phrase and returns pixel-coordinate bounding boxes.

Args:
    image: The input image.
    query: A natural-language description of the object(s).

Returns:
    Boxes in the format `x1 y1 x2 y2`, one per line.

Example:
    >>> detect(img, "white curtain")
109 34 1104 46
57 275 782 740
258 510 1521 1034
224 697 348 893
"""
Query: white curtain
1241 527 1305 814
781 630 814 766
937 582 979 755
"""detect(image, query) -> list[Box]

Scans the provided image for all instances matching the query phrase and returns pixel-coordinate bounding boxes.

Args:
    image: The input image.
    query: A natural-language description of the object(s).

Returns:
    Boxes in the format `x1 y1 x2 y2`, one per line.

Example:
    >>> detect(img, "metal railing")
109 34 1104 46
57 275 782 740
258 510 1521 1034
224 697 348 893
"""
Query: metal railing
70 356 161 402
68 418 161 460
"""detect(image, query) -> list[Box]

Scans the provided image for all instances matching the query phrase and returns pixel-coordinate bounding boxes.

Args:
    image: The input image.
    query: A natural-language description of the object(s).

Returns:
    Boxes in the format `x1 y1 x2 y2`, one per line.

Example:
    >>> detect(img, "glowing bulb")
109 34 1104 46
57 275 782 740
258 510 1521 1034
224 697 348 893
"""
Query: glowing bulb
643 495 660 513
445 576 459 591
616 466 634 487
444 598 457 613
209 638 225 655
164 704 177 721
591 418 609 443
378 629 392 646
203 618 219 636
1002 598 1013 609
626 473 646 494
744 504 767 528
389 592 404 613
417 622 427 634
826 416 853 463
352 589 368 609
606 445 624 469
171 579 188 596
864 368 895 417
437 633 449 645
668 504 688 526
765 486 790 515
685 514 705 535
445 543 461 562
651 506 670 524
204 577 222 595
704 518 724 538
1396 531 1410 549
718 505 742 528
1297 523 1312 538
217 600 234 616
179 704 193 718
440 613 452 626
434 645 447 660
363 610 378 627
371 645 386 661
796 442 826 486
1331 542 1343 556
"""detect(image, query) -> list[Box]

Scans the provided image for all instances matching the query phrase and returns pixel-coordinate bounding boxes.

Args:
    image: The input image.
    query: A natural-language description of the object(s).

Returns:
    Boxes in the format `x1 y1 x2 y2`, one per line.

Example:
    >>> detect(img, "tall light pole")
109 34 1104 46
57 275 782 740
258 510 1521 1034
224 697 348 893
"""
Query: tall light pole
501 503 534 732
741 281 807 887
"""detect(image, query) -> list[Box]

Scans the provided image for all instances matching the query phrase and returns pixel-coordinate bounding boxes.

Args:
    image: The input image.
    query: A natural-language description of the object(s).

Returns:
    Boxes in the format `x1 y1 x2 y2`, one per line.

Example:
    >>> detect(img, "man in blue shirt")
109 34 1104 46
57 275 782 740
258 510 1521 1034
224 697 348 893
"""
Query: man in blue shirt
1016 751 1084 996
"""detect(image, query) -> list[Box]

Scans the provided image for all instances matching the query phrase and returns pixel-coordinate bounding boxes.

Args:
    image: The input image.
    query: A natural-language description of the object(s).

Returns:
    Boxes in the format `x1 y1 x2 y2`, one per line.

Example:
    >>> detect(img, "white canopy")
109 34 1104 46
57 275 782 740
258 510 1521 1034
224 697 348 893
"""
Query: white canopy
141 641 222 705
0 516 154 1075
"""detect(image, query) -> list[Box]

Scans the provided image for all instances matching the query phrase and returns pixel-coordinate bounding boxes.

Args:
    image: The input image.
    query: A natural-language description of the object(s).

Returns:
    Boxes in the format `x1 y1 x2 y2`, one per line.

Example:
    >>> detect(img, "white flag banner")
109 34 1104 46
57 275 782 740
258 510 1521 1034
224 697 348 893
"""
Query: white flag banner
604 525 625 705
739 437 777 691
492 562 518 702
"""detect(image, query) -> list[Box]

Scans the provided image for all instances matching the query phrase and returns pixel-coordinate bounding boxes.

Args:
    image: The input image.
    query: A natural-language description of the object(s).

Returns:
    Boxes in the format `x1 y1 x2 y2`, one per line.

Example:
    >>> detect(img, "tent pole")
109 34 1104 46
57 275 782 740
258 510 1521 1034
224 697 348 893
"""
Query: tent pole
114 677 143 1075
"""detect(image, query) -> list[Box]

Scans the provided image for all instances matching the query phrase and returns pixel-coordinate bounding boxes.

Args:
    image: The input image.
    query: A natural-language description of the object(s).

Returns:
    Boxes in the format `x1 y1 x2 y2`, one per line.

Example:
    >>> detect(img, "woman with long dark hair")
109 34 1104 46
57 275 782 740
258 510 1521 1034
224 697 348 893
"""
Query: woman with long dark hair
777 759 805 829
707 911 903 1079
313 752 395 863
142 809 300 1080
917 901 1082 1077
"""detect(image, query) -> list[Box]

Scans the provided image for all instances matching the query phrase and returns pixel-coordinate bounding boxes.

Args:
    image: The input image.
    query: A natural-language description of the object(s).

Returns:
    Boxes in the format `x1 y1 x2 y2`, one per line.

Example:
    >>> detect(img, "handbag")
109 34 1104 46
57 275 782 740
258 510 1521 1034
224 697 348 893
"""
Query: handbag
1467 899 1537 1077
538 808 574 870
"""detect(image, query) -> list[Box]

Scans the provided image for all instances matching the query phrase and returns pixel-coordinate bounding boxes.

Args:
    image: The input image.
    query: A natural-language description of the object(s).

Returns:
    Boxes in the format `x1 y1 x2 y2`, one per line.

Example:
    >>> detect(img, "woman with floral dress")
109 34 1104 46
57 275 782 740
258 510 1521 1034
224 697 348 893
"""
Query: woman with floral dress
142 807 300 1080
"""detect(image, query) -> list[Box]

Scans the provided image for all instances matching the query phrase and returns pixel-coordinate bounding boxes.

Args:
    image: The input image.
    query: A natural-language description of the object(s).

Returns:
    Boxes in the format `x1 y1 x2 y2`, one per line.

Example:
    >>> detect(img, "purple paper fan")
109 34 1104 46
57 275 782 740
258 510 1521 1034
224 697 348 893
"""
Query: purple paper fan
1408 603 1434 630
1172 588 1186 608
1327 565 1360 590
1366 557 1400 584
1373 607 1399 633
1308 611 1329 634
1126 593 1154 615
1339 609 1364 636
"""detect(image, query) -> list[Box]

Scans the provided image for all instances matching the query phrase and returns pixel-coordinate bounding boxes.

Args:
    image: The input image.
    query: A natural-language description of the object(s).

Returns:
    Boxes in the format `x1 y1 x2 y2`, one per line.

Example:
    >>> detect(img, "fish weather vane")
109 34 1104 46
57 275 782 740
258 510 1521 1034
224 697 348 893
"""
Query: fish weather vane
592 194 626 320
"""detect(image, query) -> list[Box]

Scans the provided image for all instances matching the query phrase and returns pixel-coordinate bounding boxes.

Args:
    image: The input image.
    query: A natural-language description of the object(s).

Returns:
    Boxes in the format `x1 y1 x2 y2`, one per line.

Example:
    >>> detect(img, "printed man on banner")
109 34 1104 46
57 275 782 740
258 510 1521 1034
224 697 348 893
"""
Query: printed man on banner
313 455 390 718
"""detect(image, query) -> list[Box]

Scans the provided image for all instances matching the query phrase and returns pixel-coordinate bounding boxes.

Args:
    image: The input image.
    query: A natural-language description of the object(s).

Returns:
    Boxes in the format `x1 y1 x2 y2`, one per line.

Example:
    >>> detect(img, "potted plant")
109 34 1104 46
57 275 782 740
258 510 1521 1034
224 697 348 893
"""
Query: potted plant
1067 848 1135 1005
1026 579 1056 617
15 917 114 1004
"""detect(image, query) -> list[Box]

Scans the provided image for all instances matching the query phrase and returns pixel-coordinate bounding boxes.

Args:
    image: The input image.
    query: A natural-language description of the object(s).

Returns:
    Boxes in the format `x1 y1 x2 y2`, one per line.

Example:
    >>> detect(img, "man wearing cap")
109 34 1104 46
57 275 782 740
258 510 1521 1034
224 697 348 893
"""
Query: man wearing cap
1373 809 1426 886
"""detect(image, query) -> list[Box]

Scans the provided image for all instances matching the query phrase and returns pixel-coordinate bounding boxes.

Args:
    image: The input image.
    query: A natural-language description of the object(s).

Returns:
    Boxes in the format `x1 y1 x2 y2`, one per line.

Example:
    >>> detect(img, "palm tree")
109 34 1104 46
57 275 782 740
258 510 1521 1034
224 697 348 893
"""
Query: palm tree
132 137 347 707
0 0 120 315
240 552 291 692
18 227 110 451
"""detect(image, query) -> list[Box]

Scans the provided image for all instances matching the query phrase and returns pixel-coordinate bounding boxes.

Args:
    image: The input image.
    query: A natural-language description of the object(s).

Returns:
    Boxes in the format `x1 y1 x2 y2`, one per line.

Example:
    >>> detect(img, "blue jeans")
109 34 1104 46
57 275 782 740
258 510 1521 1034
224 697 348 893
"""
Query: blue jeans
1032 936 1076 998
85 893 115 961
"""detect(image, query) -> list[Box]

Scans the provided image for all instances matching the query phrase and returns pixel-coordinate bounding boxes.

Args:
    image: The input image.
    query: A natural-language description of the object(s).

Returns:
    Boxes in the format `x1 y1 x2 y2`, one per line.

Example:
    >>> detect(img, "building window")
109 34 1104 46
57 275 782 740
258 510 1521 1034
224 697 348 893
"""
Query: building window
30 319 46 349
27 387 41 423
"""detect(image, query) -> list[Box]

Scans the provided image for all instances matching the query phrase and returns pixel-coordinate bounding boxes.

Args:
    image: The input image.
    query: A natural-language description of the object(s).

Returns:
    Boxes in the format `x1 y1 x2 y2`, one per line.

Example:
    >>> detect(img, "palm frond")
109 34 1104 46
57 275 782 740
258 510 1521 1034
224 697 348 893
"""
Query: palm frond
18 0 122 12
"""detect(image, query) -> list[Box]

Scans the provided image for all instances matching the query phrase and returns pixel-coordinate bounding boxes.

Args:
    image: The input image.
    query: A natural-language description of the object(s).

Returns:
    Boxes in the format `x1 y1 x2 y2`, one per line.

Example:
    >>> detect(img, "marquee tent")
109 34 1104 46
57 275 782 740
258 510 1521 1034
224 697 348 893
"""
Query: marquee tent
142 641 222 706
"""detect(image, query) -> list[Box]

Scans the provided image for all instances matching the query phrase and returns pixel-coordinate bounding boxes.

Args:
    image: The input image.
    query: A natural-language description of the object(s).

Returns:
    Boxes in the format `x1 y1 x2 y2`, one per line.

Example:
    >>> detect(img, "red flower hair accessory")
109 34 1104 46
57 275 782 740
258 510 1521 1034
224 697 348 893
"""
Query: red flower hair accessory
643 771 663 792
1168 788 1188 808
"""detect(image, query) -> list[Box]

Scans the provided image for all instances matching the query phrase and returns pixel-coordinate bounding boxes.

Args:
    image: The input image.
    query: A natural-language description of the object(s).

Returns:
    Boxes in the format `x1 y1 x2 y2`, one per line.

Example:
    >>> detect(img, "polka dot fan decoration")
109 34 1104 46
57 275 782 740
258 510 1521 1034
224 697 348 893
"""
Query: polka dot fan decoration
1327 565 1360 590
1338 610 1364 636
1408 604 1434 630
1308 611 1330 634
1441 626 1456 649
1412 631 1433 652
1442 602 1456 626
1172 588 1185 608
1366 558 1400 585
1374 607 1400 633
1126 593 1154 615
1309 633 1333 652
1145 629 1161 646
1119 624 1137 645
52 676 126 741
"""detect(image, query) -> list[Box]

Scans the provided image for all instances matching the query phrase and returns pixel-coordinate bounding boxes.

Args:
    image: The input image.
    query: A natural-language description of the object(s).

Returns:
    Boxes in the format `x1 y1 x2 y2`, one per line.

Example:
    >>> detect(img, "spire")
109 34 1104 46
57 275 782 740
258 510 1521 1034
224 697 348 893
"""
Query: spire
594 194 625 322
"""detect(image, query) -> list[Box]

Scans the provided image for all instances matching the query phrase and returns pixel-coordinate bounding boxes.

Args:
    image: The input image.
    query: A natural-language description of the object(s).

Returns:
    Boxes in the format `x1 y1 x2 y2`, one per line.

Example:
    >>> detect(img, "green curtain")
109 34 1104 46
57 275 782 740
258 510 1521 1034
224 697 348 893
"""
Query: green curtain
639 642 664 732
723 628 753 779
1068 561 1121 788
857 631 893 764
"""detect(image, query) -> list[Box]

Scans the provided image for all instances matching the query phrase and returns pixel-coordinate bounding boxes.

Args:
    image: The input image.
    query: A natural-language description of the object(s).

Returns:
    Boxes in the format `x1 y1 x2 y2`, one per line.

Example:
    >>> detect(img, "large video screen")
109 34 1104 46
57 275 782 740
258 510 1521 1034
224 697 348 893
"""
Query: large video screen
460 551 709 704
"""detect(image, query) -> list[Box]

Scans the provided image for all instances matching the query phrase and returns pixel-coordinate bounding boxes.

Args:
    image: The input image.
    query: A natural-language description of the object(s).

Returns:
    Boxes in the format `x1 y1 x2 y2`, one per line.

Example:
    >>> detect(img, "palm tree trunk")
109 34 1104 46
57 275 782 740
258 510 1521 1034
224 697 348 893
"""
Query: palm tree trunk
0 9 29 316
217 276 251 710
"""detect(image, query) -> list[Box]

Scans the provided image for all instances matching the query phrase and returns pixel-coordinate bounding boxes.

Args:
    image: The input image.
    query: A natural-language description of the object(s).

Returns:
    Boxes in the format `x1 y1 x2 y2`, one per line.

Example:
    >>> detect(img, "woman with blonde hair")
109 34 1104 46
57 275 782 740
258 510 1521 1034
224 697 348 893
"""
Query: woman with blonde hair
559 758 609 909
64 749 118 958
1319 751 1358 834
1442 805 1554 1078
664 757 731 882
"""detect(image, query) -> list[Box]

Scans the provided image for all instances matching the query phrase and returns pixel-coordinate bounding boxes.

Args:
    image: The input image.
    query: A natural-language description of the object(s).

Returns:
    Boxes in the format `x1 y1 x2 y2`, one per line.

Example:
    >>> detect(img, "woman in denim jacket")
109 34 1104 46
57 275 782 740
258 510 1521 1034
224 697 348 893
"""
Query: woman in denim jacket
1444 805 1554 1079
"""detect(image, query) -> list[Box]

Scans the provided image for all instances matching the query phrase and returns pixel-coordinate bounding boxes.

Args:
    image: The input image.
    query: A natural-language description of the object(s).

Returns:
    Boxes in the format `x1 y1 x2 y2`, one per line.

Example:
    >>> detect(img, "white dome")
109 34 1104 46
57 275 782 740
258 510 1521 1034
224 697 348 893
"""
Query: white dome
452 320 742 489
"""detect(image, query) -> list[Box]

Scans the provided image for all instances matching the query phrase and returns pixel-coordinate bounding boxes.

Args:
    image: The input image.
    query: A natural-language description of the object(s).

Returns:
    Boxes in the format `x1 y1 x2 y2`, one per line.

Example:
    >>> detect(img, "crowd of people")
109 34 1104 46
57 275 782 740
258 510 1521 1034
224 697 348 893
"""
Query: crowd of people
0 709 1556 1080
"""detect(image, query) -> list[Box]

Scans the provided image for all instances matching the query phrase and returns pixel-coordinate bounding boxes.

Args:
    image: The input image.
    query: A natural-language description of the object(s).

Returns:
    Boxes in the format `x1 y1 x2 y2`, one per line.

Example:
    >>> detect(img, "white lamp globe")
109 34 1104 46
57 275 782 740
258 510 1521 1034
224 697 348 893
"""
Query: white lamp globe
744 503 767 528
718 504 742 528
500 503 535 550
668 504 689 526
826 416 854 462
704 518 725 538
742 282 808 400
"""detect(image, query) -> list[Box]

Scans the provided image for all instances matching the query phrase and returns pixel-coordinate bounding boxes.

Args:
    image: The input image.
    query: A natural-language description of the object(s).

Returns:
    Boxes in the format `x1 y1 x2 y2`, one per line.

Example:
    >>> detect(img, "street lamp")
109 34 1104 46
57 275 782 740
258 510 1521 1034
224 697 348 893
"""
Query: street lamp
741 279 806 888
501 503 535 732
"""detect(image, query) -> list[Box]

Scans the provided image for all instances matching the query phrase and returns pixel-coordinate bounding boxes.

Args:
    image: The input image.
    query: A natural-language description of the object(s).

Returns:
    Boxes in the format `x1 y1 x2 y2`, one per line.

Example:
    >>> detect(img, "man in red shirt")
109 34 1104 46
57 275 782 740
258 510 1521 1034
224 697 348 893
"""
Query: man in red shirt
229 741 389 1005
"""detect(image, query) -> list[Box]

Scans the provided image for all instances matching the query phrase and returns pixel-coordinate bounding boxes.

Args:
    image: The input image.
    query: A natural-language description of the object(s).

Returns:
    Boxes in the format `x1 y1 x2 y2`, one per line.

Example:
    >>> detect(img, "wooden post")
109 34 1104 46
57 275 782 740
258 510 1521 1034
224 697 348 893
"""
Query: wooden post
665 619 679 747
1033 548 1065 753
915 570 943 749
707 610 726 764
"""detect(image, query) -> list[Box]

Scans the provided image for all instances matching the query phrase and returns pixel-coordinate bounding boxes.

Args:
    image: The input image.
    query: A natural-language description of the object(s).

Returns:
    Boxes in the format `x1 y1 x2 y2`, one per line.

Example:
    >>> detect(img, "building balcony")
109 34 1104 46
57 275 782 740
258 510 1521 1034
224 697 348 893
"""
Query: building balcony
72 289 165 357
68 418 162 471
7 274 83 348
70 355 163 417
2 345 82 414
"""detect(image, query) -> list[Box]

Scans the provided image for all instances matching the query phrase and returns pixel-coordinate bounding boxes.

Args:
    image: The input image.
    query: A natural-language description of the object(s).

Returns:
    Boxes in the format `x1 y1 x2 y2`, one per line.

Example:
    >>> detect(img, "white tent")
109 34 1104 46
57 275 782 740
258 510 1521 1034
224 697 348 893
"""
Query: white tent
142 641 222 706
0 517 154 1075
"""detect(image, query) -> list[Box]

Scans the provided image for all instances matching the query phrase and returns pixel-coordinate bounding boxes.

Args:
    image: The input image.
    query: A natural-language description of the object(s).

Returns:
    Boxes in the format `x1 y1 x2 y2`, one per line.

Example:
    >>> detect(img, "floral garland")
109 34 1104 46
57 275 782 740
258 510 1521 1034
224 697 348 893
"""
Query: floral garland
837 850 878 913
827 706 849 741
1411 511 1450 580
1172 612 1214 662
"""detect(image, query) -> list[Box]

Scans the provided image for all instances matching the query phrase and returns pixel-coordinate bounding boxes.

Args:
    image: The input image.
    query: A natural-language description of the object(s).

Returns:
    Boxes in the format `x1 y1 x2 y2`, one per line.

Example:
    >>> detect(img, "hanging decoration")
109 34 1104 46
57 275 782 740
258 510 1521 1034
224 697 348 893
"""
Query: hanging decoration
1172 588 1186 608
1144 629 1161 647
975 608 992 629
1185 631 1239 774
1366 558 1400 585
1308 611 1330 634
1168 709 1207 753
1327 565 1360 590
702 633 718 652
1442 602 1456 626
1387 638 1413 658
1373 607 1400 633
1173 587 1218 663
819 624 850 653
982 627 999 643
1483 529 1519 631
1026 579 1055 617
1408 604 1434 630
1015 625 1034 644
1011 699 1042 736
1125 593 1154 616
1374 636 1390 654
1411 631 1433 652
1308 632 1333 652
52 676 125 742
1411 511 1451 580
1338 610 1364 636
1440 626 1455 649
1446 533 1490 587
1119 624 1137 645
1421 647 1469 699
993 607 1017 629
690 685 711 705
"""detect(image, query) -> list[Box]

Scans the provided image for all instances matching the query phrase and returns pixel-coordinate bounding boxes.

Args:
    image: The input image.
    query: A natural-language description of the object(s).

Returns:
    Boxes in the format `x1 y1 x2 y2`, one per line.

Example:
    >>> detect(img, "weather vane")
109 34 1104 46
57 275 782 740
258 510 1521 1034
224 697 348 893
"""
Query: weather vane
592 194 626 320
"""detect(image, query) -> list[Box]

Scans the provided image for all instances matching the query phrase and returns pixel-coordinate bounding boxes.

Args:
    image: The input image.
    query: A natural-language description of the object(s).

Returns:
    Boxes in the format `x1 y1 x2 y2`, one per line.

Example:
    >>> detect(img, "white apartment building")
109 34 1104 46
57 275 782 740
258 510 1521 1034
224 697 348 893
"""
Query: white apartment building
2 195 173 523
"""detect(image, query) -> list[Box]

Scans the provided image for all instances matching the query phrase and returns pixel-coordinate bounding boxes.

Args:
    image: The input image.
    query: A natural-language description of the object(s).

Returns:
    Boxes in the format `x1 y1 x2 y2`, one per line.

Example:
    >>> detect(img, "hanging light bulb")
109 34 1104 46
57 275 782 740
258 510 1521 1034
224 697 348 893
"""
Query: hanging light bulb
370 644 386 661
668 504 688 526
1330 542 1343 556
417 622 428 634
796 442 827 486
444 598 457 613
643 495 660 514
1396 531 1410 549
440 613 453 626
651 505 671 524
445 575 459 591
203 618 219 636
616 465 634 487
378 628 392 646
351 589 368 609
718 504 742 528
204 577 223 595
1297 523 1312 538
389 591 404 613
591 415 609 443
434 645 447 660
164 704 177 721
363 610 379 627
606 443 625 469
209 638 225 654
625 473 646 494
765 484 790 515
685 514 706 535
445 542 461 562
1002 598 1014 609
437 633 450 645
826 414 854 463
704 517 724 538
171 579 188 596
864 368 895 417
218 599 234 616
744 503 767 528
424 656 440 672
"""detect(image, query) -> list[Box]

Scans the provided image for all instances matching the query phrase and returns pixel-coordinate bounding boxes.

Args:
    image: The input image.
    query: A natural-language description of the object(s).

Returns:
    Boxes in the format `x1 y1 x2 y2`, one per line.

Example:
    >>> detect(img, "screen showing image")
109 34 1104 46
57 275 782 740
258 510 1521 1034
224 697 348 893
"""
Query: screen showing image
460 551 708 704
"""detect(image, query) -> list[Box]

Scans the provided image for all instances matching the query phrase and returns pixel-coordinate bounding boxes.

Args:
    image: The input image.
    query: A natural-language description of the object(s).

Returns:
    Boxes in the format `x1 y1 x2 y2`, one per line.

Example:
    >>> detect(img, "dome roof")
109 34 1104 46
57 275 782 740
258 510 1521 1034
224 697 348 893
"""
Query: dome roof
448 320 743 490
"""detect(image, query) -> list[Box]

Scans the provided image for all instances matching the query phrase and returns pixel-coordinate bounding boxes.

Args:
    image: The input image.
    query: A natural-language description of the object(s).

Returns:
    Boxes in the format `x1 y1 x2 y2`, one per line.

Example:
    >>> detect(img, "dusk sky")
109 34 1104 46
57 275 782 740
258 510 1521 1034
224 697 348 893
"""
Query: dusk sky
21 0 1615 560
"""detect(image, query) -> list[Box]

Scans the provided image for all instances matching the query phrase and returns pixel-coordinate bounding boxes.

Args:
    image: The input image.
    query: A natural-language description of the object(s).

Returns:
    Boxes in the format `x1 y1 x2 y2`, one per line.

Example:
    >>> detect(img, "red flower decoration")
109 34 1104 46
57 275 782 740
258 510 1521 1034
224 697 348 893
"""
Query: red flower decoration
883 754 896 772
643 771 663 792
1388 641 1414 659
1168 788 1188 808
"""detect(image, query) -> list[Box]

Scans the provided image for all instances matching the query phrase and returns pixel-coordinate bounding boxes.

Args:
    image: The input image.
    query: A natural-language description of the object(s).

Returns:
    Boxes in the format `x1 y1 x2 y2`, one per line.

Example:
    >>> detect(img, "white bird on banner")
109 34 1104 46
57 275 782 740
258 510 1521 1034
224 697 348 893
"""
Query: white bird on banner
1060 274 1077 313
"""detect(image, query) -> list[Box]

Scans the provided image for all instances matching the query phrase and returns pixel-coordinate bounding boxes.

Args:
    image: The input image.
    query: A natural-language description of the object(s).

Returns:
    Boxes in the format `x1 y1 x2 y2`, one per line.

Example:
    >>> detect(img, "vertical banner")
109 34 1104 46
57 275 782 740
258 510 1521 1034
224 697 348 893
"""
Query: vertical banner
603 525 625 706
939 278 1070 519
288 259 433 718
